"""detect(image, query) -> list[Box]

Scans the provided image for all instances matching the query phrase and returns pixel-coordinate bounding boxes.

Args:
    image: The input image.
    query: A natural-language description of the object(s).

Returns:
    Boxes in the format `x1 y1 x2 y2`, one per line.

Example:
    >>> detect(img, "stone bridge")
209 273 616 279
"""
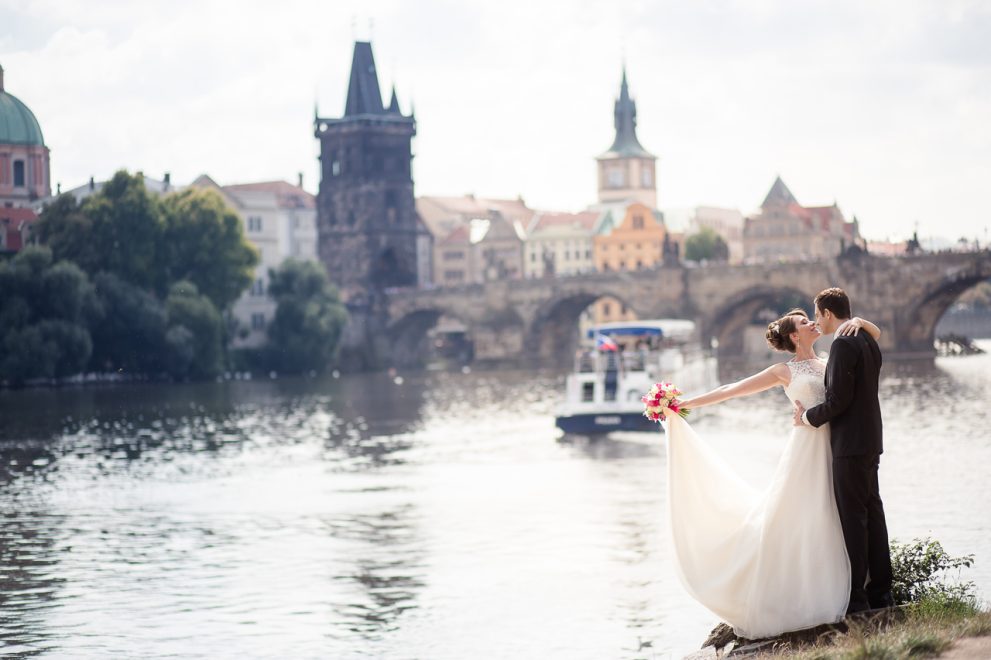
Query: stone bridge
382 251 991 367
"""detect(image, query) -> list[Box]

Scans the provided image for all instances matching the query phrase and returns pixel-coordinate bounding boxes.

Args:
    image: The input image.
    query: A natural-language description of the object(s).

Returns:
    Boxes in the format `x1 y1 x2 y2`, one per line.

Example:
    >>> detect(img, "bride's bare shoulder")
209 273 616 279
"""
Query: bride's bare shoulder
764 361 792 384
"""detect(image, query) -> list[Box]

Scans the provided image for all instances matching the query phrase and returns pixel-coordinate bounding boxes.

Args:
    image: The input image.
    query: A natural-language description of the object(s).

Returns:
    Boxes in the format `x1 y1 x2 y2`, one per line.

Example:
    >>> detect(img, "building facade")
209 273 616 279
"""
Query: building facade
417 194 534 286
595 69 657 208
523 211 600 278
191 176 318 348
593 202 668 272
314 42 420 302
0 64 51 252
743 176 863 262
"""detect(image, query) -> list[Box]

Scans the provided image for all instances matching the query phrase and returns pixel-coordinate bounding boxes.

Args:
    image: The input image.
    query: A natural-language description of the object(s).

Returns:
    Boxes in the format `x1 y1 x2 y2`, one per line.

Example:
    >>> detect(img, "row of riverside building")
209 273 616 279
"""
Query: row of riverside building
1 44 872 348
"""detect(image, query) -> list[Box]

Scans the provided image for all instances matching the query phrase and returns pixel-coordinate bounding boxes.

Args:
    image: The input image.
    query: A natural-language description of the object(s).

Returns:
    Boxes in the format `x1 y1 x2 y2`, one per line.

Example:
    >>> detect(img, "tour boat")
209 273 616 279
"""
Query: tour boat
554 319 717 436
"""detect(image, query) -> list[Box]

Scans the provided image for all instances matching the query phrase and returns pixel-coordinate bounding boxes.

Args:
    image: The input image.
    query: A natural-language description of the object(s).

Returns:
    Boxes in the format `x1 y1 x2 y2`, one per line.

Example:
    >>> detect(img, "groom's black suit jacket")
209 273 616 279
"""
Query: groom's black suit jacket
805 331 883 457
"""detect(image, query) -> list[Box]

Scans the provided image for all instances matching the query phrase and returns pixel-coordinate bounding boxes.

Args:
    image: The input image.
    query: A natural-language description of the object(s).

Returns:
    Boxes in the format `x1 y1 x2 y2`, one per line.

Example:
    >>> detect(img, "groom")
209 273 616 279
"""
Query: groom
793 287 894 614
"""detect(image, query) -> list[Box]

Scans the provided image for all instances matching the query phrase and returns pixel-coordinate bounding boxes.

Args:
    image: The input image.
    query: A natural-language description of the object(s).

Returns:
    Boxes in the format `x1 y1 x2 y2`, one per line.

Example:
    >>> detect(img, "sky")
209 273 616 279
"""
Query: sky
1 0 989 242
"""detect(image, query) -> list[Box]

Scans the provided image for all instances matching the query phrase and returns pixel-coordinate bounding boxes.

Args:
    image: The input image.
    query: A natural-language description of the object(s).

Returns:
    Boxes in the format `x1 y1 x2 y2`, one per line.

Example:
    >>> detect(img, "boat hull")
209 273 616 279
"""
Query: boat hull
555 411 658 435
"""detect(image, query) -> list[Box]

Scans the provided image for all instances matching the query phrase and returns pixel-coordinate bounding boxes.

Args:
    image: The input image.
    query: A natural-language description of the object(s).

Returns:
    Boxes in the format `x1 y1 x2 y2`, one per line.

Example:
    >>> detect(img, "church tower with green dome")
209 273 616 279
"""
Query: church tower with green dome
0 63 52 205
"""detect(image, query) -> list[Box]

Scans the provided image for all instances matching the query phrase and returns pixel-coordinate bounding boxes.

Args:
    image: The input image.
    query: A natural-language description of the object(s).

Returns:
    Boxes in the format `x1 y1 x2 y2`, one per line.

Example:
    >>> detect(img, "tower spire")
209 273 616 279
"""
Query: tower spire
388 85 401 114
0 63 4 92
344 41 385 116
604 66 651 157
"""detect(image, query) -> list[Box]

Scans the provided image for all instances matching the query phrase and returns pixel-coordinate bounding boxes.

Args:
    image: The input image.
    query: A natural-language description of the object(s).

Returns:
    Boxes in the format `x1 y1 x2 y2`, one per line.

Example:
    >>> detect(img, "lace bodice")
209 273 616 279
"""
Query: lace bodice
783 358 826 407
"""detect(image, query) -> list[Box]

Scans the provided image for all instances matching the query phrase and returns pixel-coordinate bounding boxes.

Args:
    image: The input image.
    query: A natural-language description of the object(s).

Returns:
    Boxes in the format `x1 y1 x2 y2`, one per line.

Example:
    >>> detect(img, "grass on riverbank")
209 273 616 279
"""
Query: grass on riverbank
763 595 991 659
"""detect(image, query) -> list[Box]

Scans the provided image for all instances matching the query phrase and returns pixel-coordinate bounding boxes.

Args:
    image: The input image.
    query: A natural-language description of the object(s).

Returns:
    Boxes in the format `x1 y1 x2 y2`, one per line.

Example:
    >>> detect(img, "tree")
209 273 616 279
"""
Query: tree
160 187 258 310
88 272 169 375
36 171 163 290
164 281 225 380
0 246 100 384
266 259 348 373
684 227 730 263
36 170 258 311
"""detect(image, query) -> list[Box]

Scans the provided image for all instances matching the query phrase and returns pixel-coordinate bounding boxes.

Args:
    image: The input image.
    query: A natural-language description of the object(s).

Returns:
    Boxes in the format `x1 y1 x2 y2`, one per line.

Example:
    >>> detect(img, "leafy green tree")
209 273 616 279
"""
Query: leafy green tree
0 246 100 384
36 170 257 311
684 227 730 263
160 188 258 310
164 281 225 380
36 171 163 289
266 259 348 373
89 272 169 374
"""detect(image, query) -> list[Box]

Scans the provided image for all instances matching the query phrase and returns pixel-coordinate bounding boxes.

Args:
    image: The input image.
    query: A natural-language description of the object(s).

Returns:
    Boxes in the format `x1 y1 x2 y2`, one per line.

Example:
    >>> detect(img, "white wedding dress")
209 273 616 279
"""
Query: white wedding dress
664 358 851 639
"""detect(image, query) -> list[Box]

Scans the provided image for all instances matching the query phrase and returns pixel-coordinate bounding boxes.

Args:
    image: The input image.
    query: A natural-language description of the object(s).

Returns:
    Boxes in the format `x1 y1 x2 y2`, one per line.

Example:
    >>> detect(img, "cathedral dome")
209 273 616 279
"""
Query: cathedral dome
0 65 46 146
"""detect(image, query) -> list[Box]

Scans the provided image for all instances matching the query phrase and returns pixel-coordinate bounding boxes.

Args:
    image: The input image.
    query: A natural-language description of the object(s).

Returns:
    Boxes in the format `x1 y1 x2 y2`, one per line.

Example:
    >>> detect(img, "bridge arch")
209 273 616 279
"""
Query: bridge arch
525 289 644 365
701 284 816 358
895 257 991 353
387 306 472 368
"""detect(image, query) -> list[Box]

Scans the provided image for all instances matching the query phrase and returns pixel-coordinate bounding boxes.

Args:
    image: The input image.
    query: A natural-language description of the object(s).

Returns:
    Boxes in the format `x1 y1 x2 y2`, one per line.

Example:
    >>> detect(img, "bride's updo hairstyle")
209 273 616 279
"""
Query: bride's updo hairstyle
765 308 810 353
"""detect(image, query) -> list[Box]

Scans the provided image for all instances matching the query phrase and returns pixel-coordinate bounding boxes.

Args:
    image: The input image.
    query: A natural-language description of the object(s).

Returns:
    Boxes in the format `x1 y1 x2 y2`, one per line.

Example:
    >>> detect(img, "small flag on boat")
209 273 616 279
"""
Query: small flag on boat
596 334 619 351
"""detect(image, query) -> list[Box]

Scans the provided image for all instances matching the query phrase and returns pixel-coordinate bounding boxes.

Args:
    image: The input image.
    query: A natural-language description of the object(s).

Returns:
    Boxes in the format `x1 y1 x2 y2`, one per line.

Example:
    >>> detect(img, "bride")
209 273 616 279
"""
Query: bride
664 309 880 639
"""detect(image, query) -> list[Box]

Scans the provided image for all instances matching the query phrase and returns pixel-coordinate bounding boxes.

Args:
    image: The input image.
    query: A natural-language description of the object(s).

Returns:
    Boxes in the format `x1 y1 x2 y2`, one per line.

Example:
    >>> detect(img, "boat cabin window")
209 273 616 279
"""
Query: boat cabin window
581 382 595 402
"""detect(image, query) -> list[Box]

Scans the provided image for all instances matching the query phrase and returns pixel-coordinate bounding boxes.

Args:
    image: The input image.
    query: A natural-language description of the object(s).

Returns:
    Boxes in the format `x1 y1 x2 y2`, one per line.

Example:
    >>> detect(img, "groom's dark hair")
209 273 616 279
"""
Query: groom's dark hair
814 287 851 320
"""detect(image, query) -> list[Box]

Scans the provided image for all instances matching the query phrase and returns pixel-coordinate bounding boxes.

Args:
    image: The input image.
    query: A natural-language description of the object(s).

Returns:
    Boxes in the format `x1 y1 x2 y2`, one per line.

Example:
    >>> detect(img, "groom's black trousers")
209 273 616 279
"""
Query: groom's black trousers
833 454 893 613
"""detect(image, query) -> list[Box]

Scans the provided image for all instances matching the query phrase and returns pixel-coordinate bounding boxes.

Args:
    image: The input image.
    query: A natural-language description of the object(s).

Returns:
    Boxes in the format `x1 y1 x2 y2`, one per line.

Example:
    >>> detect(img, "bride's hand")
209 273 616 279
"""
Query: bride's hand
835 317 864 336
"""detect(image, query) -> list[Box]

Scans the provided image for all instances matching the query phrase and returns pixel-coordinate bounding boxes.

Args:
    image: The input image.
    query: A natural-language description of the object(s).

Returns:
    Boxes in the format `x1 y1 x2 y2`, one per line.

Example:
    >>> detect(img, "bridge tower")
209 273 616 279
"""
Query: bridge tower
595 67 658 208
314 41 420 368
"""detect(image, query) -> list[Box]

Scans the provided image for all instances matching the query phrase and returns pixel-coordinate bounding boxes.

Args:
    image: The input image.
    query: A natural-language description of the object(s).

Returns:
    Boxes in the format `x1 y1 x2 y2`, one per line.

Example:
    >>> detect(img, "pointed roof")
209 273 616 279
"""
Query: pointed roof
344 42 385 116
387 86 401 114
761 176 798 208
600 67 654 159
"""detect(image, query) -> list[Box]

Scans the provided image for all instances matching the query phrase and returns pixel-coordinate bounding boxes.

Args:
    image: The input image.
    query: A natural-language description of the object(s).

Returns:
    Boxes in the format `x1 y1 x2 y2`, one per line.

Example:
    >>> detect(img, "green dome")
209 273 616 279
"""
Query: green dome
0 70 46 146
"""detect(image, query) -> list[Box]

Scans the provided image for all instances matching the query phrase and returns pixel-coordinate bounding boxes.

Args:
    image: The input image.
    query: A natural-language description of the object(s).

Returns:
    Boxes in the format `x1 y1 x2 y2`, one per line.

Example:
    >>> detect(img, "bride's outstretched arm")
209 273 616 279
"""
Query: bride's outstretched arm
681 363 789 410
835 317 881 340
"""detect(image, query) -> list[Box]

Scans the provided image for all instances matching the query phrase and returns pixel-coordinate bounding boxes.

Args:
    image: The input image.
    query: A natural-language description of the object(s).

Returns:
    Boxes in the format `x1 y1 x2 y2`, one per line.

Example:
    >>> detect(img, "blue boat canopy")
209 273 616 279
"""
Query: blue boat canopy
585 319 695 340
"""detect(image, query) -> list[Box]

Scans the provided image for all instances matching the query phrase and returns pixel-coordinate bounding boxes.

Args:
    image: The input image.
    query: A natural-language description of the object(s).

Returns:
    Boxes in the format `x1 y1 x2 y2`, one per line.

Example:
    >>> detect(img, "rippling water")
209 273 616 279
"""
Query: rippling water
1 346 989 659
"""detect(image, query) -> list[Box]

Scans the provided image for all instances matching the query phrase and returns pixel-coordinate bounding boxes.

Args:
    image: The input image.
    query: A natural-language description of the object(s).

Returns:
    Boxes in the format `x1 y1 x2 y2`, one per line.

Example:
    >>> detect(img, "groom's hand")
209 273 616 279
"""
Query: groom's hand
793 401 806 427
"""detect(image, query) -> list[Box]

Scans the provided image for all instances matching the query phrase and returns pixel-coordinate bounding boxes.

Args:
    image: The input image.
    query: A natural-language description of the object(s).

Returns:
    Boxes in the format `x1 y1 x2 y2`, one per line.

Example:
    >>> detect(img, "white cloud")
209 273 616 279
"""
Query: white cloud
1 0 988 242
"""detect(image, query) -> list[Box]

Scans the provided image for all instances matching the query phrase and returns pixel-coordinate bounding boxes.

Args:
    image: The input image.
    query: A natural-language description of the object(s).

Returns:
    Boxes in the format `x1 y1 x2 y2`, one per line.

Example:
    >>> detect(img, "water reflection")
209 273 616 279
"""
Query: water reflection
0 351 987 658
326 503 426 640
0 512 65 657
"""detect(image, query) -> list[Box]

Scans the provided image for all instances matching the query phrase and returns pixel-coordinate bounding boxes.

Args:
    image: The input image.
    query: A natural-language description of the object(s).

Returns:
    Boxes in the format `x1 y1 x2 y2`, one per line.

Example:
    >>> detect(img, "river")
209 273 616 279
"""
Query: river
1 345 989 659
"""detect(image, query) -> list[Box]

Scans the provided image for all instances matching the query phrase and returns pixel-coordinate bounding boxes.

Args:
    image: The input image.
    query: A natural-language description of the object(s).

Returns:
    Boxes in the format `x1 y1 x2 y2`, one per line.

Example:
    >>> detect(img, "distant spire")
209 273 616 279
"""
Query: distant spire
388 85 401 114
344 41 385 116
603 65 653 158
761 176 798 208
0 63 4 92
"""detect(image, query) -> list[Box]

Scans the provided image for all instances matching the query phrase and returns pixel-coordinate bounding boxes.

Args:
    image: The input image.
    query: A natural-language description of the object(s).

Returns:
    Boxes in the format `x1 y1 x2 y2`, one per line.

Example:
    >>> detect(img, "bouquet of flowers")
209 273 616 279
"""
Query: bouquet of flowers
641 382 691 422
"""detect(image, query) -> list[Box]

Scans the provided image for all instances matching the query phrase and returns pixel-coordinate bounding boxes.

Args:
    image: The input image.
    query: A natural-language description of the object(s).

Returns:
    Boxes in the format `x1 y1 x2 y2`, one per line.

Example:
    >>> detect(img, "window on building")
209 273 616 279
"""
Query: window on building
331 160 341 176
292 216 300 229
633 215 644 230
248 216 263 232
585 249 591 259
251 313 266 330
607 167 624 188
641 167 653 187
13 161 25 187
251 278 265 296
602 302 611 315
443 270 465 282
443 251 465 261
